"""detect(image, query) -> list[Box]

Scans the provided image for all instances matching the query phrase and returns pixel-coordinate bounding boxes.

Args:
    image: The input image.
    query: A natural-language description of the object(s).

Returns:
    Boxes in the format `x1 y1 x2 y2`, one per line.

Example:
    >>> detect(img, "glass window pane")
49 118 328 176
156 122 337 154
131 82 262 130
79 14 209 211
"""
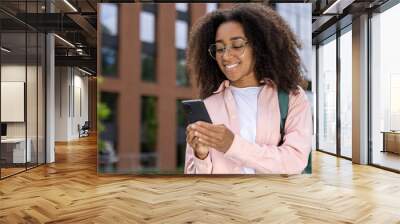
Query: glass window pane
176 100 186 171
318 36 337 155
175 20 188 49
27 31 38 169
140 12 155 43
99 92 119 173
176 3 188 12
101 4 118 36
176 49 189 86
101 47 117 76
1 30 28 177
140 96 158 170
141 42 156 82
371 3 400 171
206 3 218 13
340 28 352 158
276 3 312 81
100 3 118 77
141 7 156 82
0 2 46 179
176 19 189 86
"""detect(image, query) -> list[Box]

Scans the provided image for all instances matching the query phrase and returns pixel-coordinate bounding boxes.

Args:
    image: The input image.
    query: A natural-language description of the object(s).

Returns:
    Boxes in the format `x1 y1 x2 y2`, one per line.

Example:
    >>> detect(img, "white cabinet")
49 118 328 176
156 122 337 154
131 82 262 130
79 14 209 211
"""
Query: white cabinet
1 138 32 163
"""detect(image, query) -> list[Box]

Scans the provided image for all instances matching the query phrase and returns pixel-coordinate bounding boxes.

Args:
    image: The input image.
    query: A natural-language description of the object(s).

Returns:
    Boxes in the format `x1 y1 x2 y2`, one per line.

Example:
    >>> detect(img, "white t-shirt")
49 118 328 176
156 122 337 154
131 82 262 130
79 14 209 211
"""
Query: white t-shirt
230 85 262 174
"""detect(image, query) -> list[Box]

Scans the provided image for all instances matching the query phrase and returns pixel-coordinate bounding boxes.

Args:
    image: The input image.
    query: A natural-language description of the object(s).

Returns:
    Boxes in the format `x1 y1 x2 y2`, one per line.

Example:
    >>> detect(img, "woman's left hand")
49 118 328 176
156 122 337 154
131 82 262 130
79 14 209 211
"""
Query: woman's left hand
191 121 234 153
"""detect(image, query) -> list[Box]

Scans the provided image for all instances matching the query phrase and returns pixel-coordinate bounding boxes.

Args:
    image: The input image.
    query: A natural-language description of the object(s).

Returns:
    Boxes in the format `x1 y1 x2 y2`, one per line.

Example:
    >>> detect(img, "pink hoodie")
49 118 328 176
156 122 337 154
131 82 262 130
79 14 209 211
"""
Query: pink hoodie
184 79 312 174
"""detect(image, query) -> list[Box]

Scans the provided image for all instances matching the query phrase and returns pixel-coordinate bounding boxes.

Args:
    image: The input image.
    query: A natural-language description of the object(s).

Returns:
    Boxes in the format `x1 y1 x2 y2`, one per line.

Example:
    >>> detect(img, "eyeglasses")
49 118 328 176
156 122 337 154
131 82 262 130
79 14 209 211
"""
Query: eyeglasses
208 39 248 60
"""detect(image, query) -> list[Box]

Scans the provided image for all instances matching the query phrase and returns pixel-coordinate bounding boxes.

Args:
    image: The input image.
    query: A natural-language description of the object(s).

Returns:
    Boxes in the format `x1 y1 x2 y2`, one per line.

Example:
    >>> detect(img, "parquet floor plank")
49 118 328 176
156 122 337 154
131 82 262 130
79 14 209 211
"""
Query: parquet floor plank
1 135 400 223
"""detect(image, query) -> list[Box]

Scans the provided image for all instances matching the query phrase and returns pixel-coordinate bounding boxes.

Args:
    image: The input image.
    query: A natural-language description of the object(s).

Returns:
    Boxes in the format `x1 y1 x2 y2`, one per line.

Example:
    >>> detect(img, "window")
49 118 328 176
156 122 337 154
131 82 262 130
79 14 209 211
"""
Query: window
0 2 46 177
176 5 190 86
176 99 187 171
339 27 352 158
140 96 158 169
100 3 119 77
317 35 337 155
99 92 119 172
206 3 218 13
176 3 188 12
1 29 28 178
370 3 400 171
141 5 157 82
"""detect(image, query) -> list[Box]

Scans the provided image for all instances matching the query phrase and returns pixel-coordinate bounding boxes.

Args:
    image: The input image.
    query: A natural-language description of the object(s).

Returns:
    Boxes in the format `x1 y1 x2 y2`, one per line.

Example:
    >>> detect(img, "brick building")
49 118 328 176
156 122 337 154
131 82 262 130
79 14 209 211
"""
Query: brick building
99 3 235 173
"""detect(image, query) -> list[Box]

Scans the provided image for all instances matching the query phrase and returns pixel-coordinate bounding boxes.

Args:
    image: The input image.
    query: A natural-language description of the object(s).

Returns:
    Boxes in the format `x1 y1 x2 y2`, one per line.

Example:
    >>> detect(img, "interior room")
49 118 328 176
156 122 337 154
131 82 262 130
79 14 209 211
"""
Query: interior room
0 1 400 223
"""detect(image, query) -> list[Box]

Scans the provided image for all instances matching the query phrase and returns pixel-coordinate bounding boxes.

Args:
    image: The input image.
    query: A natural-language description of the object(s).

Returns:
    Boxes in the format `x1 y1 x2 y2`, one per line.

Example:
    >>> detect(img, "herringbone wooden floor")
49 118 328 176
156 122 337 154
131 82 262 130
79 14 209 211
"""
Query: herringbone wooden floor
1 135 400 224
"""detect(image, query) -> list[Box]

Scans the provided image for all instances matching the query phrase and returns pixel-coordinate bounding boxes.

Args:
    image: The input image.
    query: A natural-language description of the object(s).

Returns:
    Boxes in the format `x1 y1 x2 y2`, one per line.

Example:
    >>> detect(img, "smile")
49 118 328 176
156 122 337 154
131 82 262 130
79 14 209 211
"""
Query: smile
224 63 239 70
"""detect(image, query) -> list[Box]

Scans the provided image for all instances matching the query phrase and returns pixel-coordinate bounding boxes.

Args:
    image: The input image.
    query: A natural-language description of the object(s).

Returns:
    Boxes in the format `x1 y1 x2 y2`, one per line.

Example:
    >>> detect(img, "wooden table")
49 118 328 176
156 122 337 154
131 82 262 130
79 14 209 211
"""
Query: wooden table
381 131 400 154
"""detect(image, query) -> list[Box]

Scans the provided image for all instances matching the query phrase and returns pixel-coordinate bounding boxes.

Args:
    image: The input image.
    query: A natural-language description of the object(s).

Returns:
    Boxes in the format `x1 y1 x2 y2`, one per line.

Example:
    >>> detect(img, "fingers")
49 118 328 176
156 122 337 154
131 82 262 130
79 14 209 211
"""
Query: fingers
186 124 197 148
197 122 229 138
195 121 220 134
187 132 196 148
195 124 219 137
194 131 220 146
186 122 232 151
186 124 208 149
192 123 221 140
187 129 195 142
185 123 194 136
187 123 215 143
198 137 218 148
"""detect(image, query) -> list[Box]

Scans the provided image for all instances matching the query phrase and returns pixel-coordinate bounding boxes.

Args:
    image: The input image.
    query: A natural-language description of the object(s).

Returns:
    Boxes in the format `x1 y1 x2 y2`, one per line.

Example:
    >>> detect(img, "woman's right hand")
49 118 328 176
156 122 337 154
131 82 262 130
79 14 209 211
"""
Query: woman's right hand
186 123 209 160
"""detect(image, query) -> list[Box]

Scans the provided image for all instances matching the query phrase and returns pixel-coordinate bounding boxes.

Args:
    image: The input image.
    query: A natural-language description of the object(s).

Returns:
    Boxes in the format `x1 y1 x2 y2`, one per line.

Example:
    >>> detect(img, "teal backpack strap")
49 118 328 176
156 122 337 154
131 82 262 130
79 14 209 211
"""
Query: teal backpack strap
277 89 289 146
277 89 312 174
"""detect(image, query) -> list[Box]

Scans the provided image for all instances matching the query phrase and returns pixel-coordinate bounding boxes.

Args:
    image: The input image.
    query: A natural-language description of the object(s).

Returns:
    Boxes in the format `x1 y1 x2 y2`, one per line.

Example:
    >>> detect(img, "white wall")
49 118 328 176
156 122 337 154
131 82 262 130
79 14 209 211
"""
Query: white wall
55 66 89 141
1 63 46 164
1 65 36 138
1 66 26 129
1 65 26 81
72 72 89 137
55 66 69 141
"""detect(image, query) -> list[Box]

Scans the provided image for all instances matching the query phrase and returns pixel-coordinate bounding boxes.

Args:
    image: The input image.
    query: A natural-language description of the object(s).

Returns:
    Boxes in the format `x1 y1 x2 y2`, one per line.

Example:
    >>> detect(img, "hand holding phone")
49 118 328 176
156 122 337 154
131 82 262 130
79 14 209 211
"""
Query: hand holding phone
186 126 209 160
181 99 212 125
182 99 212 159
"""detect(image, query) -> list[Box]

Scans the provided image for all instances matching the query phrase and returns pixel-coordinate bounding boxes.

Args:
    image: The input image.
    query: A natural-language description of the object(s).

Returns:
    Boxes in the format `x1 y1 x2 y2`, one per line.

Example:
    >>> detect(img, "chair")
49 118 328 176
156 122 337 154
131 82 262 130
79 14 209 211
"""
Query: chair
78 121 90 138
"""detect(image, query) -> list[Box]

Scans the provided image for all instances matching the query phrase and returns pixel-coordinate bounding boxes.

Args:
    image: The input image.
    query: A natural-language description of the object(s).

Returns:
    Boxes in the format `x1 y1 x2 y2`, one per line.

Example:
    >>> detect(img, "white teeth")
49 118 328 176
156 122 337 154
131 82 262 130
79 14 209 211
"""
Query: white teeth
225 63 239 69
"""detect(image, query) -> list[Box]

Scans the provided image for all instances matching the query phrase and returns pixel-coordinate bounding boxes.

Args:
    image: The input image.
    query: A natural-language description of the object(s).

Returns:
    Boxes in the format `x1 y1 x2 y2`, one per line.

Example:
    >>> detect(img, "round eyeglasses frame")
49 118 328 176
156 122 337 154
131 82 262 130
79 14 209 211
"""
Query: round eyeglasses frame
208 41 248 60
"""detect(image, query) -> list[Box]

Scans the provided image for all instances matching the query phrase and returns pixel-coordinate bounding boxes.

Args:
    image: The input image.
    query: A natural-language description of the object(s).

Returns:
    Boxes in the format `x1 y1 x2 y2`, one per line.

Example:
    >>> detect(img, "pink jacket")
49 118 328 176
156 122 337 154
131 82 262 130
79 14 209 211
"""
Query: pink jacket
184 80 312 174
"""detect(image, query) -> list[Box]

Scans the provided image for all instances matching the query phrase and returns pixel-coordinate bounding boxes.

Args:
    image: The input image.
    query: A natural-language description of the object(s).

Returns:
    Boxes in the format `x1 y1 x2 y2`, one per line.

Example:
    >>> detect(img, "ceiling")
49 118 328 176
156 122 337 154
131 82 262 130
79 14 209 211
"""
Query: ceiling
0 0 97 74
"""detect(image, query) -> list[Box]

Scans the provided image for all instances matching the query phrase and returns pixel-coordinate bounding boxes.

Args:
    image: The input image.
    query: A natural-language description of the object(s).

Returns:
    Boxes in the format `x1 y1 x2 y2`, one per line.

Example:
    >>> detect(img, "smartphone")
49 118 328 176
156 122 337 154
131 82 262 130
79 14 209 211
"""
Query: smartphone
181 99 212 125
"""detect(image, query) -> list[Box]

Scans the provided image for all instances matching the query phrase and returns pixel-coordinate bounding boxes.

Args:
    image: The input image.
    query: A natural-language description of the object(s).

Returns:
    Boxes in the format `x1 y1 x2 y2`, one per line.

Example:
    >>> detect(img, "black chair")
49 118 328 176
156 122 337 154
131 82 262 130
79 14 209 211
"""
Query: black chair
79 121 90 138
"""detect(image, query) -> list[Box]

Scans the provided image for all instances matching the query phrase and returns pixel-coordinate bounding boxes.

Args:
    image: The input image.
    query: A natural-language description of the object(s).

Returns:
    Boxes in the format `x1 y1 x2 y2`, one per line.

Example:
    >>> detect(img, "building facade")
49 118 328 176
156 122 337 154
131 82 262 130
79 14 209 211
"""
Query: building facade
99 3 235 172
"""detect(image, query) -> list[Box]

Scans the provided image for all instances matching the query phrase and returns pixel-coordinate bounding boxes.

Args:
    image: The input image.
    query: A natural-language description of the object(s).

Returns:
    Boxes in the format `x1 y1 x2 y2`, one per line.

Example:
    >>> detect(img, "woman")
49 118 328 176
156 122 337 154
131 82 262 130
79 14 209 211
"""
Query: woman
184 4 312 174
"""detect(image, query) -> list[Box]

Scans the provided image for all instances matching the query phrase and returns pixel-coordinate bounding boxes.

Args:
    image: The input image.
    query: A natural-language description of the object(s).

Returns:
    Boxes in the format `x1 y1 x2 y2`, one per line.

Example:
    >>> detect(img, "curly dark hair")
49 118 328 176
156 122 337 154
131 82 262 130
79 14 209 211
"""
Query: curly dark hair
187 3 304 99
